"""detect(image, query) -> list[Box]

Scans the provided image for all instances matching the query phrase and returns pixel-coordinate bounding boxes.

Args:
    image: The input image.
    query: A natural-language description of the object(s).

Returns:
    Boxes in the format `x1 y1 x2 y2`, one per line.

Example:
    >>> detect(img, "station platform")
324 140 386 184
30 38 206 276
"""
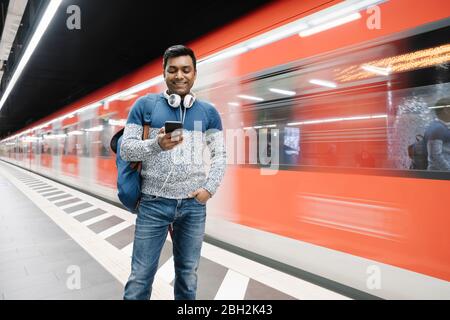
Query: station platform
0 160 350 300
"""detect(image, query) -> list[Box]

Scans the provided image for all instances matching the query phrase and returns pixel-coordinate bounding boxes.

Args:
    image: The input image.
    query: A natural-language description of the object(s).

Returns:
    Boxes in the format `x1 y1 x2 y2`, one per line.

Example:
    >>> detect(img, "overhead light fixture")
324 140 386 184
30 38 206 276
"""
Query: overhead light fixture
247 22 308 49
85 125 104 132
361 65 391 76
22 137 41 143
309 79 337 88
228 102 240 107
429 104 450 110
0 0 62 112
119 94 138 101
287 114 387 126
269 88 296 96
45 134 67 139
299 13 361 37
104 76 164 103
68 130 83 136
199 47 248 65
243 124 277 130
108 119 127 126
237 94 264 102
310 0 383 26
335 44 450 83
77 102 102 114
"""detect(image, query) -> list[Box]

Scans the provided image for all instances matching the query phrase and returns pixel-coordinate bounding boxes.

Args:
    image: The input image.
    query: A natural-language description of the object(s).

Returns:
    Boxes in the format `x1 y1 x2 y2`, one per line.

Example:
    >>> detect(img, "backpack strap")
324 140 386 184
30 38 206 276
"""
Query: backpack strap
131 124 150 171
129 94 156 170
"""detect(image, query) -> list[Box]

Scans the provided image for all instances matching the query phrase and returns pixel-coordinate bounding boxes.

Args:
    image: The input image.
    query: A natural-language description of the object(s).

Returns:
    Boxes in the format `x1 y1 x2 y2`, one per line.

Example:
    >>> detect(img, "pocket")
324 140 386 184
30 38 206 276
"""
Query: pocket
193 196 207 206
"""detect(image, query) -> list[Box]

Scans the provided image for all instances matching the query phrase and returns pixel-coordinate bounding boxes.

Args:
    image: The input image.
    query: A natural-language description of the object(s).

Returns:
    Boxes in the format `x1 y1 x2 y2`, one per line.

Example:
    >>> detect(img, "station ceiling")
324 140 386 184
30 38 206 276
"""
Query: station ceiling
0 0 272 138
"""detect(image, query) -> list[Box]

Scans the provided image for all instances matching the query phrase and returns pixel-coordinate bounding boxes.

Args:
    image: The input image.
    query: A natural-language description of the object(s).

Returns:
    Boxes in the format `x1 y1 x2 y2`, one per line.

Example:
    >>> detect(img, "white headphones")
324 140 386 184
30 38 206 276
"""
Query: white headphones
163 90 196 124
157 90 197 198
163 90 196 109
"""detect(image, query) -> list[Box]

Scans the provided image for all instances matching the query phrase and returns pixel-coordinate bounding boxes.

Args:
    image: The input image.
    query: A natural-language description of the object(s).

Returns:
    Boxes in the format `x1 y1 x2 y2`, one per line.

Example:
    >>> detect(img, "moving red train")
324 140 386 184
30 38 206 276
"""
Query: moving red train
1 0 449 299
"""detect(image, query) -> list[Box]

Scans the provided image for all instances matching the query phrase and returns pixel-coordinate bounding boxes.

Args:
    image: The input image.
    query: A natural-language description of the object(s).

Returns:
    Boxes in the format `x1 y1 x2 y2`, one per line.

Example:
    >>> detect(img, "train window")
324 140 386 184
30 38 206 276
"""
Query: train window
80 120 92 157
390 83 450 171
200 23 450 175
64 125 79 155
99 117 113 158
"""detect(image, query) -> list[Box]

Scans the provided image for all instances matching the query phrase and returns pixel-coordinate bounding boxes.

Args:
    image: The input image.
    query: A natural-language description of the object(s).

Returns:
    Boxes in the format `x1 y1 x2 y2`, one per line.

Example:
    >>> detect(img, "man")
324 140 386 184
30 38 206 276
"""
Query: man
424 97 450 171
121 45 226 300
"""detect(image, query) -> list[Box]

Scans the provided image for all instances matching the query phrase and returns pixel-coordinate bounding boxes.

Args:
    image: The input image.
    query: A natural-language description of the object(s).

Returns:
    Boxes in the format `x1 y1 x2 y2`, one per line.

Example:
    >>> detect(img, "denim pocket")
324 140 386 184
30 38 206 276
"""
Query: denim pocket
193 196 207 206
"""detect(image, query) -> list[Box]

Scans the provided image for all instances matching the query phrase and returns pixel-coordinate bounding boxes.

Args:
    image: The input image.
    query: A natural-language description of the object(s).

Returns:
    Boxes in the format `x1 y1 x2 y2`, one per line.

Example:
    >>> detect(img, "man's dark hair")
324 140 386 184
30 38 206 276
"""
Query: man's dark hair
163 45 197 71
434 97 450 118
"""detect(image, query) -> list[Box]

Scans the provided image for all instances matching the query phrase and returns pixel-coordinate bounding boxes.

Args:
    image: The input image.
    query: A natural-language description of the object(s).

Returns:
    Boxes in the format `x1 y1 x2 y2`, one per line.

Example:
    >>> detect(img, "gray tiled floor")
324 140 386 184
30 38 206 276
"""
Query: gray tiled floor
0 168 124 300
2 163 304 301
245 279 297 300
197 257 229 299
75 208 107 222
88 215 124 233
42 191 65 197
55 198 81 207
105 225 135 249
64 202 93 214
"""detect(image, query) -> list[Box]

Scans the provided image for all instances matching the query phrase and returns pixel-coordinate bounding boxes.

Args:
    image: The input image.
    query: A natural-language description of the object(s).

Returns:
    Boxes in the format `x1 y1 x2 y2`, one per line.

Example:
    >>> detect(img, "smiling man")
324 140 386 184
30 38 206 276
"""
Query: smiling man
121 45 227 300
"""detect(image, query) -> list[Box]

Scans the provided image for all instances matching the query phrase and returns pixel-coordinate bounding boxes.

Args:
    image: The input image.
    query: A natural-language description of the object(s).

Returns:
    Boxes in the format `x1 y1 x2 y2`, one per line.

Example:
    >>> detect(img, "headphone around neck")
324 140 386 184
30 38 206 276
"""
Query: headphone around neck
163 90 196 109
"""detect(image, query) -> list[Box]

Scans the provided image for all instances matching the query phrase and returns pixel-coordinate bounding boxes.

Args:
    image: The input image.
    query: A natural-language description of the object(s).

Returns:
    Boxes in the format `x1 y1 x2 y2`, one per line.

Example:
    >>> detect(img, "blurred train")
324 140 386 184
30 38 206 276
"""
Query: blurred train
1 0 449 299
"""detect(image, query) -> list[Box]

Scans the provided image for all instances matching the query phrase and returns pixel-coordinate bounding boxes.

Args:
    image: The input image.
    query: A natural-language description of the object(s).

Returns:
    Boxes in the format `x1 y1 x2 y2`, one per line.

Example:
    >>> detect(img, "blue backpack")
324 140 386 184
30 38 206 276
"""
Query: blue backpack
110 125 149 212
110 95 155 212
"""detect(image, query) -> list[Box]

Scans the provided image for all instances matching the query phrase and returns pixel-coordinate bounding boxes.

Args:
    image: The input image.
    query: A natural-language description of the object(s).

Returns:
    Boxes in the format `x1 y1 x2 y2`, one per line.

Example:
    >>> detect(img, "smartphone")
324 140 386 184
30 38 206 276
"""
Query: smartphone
165 121 183 134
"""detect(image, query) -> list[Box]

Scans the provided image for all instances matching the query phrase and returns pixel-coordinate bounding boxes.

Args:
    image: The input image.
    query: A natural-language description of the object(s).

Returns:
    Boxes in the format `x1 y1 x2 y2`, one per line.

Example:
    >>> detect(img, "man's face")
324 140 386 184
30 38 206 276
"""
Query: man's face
164 55 196 97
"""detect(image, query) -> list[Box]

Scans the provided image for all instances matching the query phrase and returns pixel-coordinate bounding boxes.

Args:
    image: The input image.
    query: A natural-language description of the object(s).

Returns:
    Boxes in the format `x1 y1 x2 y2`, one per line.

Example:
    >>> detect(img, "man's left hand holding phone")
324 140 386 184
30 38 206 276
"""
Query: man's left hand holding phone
157 121 184 151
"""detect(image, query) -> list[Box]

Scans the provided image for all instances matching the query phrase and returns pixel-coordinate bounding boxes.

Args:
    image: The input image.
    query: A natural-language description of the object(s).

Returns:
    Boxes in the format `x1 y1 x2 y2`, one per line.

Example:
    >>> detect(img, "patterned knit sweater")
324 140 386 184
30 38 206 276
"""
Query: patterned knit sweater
120 93 226 199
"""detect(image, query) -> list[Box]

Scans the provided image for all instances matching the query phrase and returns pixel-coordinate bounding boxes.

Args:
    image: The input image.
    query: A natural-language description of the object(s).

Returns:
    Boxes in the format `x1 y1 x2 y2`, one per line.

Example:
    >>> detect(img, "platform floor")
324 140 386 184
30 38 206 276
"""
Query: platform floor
0 160 350 300
0 167 123 299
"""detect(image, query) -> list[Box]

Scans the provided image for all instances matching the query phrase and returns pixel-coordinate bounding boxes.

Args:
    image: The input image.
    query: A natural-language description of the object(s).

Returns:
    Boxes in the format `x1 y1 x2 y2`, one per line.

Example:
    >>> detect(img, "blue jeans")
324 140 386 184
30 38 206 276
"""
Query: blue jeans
123 194 206 300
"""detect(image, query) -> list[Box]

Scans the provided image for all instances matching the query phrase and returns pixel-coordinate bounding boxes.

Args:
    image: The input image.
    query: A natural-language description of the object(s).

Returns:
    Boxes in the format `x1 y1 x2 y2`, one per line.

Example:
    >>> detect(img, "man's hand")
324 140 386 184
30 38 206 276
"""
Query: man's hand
189 188 211 204
157 127 184 151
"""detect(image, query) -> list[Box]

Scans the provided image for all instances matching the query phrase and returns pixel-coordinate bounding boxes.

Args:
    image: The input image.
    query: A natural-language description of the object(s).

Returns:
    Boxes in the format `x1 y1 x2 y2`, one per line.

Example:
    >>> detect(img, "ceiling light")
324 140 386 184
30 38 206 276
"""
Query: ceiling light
237 94 264 102
429 105 450 110
119 94 138 101
269 88 296 96
309 79 337 88
68 130 83 136
85 125 103 132
200 47 248 65
108 119 127 126
247 22 308 49
335 44 450 83
300 13 361 37
310 0 383 26
287 114 387 126
0 0 62 112
361 65 391 76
